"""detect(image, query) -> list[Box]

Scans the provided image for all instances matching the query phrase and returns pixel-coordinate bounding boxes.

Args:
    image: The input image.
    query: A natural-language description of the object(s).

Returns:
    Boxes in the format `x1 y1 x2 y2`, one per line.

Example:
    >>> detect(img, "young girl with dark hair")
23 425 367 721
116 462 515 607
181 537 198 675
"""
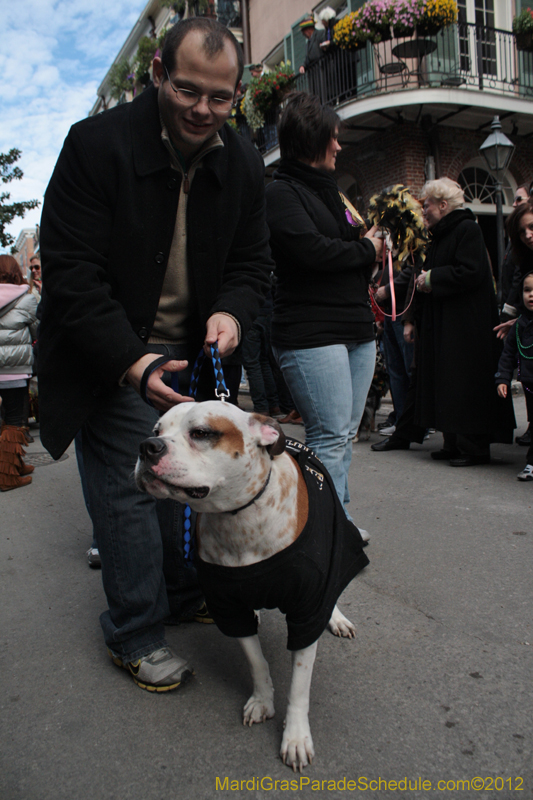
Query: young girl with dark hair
496 270 533 480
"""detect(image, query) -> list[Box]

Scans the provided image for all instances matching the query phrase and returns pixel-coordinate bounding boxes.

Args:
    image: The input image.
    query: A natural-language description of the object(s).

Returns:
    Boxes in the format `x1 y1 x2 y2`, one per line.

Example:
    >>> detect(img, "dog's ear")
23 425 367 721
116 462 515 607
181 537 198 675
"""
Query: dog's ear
249 414 287 458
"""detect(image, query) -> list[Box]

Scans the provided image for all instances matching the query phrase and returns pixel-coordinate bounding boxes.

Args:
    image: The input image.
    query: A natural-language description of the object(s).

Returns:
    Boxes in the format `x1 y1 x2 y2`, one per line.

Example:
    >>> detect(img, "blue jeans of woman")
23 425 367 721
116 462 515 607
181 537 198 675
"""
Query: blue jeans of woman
272 341 376 520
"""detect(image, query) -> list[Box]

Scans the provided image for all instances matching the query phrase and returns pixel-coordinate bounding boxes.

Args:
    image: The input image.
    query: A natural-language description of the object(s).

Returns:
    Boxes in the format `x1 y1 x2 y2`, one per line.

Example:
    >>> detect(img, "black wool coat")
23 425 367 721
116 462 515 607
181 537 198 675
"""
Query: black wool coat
414 208 514 440
266 161 376 350
39 85 273 459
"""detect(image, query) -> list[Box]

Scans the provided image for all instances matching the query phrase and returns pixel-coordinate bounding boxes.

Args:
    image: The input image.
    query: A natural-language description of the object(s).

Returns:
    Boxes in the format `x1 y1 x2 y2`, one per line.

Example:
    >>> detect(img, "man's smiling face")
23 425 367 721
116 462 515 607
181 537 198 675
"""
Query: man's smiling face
153 30 239 158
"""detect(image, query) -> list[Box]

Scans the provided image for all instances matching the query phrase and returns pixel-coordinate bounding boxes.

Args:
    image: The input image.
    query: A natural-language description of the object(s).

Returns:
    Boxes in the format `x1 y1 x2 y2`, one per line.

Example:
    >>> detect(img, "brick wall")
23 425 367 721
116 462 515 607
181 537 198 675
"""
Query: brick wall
337 122 533 207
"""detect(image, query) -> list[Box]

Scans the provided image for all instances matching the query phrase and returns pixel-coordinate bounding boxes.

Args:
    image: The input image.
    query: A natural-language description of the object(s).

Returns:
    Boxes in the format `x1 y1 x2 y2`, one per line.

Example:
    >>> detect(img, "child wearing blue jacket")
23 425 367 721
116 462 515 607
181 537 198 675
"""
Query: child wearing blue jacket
496 270 533 481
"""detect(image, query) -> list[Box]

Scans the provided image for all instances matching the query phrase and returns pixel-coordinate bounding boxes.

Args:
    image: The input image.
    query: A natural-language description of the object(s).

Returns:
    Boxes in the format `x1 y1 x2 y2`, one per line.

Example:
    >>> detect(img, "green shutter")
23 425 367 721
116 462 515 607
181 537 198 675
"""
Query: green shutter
284 33 293 65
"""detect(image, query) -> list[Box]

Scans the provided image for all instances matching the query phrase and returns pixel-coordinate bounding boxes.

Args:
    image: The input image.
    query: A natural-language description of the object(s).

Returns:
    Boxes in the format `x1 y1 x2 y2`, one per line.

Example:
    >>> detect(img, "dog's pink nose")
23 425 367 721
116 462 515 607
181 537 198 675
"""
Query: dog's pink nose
139 437 168 464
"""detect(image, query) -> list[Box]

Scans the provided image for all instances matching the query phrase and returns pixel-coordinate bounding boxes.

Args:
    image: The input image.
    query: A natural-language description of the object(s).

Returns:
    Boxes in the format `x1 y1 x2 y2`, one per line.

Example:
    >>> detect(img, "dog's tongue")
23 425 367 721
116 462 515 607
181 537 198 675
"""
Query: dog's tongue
184 486 210 499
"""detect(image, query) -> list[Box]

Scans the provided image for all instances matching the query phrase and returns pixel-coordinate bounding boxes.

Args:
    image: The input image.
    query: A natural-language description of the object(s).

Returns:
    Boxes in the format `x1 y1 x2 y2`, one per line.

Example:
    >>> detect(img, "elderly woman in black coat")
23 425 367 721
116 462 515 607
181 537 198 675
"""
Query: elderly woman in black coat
414 178 514 465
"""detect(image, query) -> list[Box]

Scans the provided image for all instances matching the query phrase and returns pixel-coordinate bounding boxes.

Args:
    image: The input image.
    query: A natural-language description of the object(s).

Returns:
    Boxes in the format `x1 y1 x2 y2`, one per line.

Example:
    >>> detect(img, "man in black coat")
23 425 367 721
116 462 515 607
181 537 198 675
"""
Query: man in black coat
39 18 272 691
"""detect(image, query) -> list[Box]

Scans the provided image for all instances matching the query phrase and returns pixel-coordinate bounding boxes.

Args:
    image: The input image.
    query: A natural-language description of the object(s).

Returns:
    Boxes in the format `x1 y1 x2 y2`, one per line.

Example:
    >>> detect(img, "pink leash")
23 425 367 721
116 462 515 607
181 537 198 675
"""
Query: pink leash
377 242 417 321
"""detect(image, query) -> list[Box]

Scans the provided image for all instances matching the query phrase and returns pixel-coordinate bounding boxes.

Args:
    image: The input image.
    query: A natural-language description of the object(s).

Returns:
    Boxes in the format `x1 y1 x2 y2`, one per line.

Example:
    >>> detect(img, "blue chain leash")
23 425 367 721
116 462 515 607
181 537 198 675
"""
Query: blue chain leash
175 342 229 561
173 341 230 401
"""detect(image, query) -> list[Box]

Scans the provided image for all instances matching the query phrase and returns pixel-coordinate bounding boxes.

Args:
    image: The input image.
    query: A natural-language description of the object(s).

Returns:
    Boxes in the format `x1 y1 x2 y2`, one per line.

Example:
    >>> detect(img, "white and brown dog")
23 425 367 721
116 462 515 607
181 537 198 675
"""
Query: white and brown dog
135 401 368 772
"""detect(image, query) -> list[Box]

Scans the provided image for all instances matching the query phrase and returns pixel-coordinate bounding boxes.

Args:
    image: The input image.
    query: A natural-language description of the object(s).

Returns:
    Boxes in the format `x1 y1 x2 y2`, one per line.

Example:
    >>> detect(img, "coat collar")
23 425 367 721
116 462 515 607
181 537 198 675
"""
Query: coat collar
130 84 228 187
430 207 476 239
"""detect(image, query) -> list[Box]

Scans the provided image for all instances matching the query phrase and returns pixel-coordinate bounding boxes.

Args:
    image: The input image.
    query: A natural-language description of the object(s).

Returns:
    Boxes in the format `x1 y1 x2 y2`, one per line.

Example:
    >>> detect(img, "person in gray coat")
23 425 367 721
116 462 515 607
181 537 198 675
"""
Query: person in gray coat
0 255 38 491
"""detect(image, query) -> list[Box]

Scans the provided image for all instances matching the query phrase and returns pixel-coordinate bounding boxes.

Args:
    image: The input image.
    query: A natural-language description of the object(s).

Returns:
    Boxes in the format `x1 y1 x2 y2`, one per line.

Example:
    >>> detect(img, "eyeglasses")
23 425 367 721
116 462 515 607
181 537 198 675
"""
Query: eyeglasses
30 265 40 271
163 66 234 112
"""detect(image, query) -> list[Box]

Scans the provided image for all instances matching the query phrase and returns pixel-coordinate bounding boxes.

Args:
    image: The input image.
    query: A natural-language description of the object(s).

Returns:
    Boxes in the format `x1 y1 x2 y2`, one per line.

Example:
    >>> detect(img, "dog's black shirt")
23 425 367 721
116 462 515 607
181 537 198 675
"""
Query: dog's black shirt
195 440 369 651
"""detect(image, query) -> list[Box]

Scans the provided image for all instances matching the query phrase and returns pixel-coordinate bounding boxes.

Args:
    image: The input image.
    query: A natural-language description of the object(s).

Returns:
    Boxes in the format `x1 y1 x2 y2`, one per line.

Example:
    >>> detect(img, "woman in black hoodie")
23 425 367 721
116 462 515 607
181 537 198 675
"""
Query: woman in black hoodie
266 92 382 523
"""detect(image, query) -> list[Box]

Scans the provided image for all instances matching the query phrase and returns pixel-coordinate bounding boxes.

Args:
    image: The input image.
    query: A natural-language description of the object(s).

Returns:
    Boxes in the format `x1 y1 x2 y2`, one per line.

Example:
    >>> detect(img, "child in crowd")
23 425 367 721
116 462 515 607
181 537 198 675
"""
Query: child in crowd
496 270 533 481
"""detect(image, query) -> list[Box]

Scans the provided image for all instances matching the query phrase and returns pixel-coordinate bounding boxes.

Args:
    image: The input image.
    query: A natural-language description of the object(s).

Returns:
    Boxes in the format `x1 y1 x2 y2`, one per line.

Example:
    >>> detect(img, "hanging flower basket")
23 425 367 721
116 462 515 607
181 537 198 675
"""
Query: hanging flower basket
333 0 457 50
513 8 533 50
333 12 372 51
416 19 442 36
417 0 457 37
241 62 295 131
513 8 533 44
359 0 394 43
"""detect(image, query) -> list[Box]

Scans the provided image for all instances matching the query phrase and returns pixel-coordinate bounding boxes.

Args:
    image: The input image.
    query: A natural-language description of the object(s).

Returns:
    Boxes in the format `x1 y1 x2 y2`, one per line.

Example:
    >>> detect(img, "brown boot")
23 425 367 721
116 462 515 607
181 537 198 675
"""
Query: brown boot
0 425 33 491
19 463 35 476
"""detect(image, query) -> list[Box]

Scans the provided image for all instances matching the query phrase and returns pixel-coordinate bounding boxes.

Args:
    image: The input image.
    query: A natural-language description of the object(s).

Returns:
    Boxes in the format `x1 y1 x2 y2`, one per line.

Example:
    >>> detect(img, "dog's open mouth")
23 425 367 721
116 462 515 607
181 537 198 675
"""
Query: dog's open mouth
183 486 210 499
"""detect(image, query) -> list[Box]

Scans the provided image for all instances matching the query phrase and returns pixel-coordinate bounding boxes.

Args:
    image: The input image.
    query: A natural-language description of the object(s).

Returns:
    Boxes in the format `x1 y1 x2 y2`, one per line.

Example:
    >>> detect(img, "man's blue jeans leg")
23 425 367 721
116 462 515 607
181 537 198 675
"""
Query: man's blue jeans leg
272 341 376 520
81 384 202 662
382 317 413 421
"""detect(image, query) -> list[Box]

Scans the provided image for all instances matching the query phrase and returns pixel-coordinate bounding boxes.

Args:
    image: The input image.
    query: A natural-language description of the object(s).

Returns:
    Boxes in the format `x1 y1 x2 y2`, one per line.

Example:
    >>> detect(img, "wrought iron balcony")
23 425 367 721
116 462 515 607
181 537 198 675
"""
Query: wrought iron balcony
249 22 533 155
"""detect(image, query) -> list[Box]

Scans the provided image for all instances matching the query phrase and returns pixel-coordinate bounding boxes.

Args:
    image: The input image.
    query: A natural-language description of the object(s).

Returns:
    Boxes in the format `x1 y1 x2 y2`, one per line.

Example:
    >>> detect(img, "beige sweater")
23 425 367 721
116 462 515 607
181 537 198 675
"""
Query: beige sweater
149 125 223 344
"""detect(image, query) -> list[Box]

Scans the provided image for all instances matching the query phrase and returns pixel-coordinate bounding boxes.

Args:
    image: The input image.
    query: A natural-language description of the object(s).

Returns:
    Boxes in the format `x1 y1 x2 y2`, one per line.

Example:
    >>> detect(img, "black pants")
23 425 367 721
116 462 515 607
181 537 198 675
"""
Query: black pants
0 385 27 427
390 368 426 444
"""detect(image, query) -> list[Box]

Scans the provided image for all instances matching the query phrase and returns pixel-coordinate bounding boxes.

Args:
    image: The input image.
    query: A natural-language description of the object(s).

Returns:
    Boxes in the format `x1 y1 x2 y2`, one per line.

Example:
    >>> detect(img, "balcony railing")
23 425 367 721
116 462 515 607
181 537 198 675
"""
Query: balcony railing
250 23 533 155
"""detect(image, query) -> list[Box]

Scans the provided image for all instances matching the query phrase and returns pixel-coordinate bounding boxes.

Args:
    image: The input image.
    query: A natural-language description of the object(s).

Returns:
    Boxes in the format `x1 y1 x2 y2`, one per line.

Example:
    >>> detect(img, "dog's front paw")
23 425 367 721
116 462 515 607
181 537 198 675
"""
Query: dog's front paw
243 693 275 726
281 714 314 772
327 605 356 639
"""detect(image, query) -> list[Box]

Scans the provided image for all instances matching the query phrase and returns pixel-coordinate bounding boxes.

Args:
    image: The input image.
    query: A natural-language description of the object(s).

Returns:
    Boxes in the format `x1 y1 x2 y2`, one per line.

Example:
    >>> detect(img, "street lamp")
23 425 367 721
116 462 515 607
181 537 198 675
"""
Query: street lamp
479 115 515 307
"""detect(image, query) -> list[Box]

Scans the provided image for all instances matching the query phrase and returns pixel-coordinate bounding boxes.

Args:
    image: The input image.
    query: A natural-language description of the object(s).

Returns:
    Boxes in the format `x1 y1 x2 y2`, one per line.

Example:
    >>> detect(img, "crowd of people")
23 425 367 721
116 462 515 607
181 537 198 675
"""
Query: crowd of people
1 17 530 694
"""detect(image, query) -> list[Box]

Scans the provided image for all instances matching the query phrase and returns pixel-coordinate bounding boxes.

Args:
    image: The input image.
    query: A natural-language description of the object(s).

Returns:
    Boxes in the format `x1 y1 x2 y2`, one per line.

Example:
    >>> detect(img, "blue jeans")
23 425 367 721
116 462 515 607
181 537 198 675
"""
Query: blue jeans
80 348 203 662
382 317 413 422
272 341 376 520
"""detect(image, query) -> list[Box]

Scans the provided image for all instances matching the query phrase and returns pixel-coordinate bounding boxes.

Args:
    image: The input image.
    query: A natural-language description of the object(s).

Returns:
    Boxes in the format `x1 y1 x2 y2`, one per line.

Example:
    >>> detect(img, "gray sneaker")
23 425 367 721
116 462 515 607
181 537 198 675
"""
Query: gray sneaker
109 646 194 692
517 464 533 482
379 425 396 436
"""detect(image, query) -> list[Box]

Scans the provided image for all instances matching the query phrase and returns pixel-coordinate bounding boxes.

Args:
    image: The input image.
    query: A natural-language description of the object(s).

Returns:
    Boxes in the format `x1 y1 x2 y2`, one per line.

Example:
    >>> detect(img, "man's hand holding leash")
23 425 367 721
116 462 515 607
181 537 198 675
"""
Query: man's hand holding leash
204 313 239 358
126 354 194 412
127 313 239 411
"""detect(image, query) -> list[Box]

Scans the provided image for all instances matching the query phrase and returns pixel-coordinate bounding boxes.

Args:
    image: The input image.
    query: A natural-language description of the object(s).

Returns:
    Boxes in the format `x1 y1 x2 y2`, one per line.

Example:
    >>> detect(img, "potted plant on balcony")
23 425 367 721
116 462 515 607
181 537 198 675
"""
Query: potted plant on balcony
134 36 159 87
333 10 372 51
513 7 533 52
359 0 395 43
390 0 423 38
417 0 458 37
241 62 296 131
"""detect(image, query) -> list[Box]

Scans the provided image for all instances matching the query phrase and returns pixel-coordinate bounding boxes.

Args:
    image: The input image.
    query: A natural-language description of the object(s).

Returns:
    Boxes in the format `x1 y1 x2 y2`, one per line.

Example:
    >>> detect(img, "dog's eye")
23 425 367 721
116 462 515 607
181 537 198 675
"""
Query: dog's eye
189 427 221 442
190 428 212 440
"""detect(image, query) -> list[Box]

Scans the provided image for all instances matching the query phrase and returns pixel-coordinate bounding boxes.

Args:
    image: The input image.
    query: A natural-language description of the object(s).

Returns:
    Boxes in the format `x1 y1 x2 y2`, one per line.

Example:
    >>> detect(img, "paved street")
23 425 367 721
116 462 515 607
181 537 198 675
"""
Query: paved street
1 394 532 800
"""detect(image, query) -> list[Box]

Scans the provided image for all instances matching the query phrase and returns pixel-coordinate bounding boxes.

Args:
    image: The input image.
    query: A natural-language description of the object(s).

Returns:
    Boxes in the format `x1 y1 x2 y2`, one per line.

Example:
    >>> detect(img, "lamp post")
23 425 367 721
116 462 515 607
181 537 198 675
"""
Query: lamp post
479 116 515 307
